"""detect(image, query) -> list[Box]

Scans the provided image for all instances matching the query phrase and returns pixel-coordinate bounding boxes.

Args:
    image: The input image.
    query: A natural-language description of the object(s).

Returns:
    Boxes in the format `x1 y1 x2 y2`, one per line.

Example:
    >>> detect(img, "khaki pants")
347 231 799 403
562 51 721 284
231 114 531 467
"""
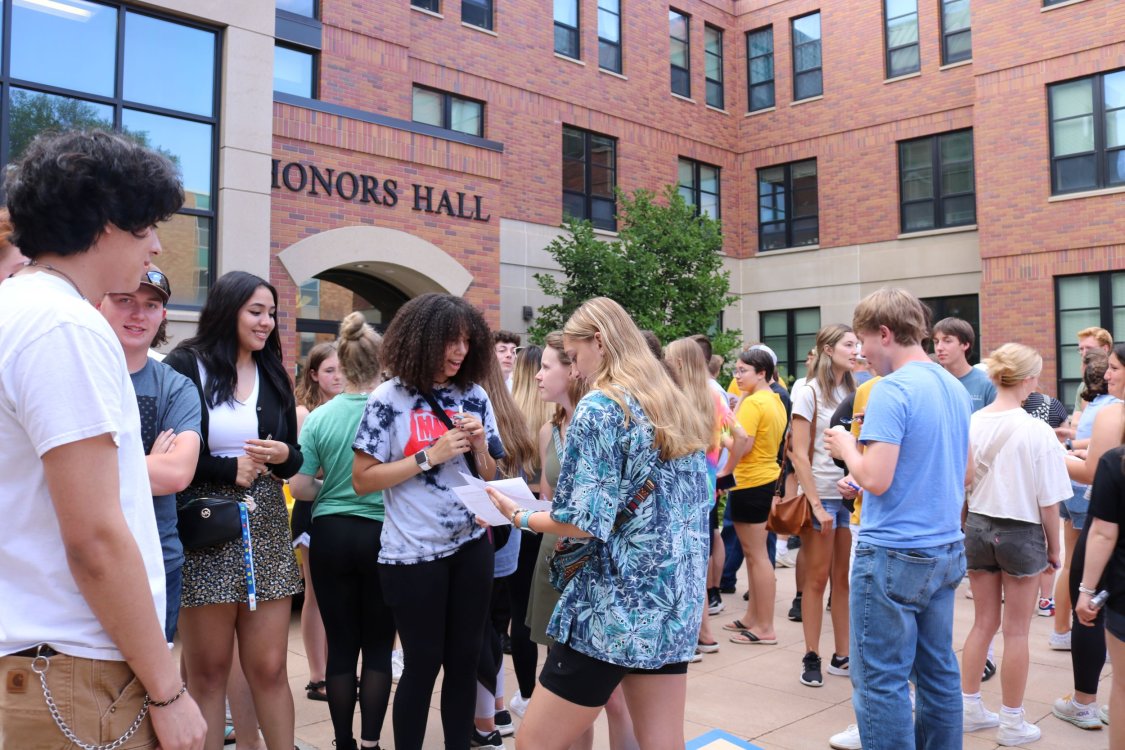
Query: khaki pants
0 652 156 750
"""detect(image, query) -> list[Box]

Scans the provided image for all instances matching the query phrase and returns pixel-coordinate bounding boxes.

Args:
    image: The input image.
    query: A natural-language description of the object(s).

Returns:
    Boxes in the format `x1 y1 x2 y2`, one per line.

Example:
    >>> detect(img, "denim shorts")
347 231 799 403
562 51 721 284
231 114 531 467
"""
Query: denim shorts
811 497 851 531
964 512 1047 577
1060 486 1090 531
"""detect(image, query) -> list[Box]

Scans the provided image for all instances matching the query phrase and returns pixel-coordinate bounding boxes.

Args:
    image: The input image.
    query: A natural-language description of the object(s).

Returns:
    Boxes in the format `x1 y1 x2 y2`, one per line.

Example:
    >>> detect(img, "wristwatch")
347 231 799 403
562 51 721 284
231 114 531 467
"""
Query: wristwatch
414 450 432 472
1065 438 1074 451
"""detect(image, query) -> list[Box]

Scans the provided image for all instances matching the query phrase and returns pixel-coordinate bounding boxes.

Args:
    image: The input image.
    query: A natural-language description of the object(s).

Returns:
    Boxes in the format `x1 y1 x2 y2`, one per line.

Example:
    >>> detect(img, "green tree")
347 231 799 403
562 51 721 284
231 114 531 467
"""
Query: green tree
529 186 740 358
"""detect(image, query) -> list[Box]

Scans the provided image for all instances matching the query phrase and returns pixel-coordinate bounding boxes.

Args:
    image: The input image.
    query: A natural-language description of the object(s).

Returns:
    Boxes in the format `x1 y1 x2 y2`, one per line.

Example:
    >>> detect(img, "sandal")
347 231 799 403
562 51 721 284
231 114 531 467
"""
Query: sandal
722 619 750 632
729 630 777 645
305 680 328 701
223 725 236 746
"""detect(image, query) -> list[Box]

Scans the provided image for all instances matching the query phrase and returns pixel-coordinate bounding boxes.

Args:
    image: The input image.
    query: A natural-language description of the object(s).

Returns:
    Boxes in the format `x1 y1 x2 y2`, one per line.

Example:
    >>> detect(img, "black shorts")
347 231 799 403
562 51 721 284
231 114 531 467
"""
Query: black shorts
727 482 774 525
538 641 687 708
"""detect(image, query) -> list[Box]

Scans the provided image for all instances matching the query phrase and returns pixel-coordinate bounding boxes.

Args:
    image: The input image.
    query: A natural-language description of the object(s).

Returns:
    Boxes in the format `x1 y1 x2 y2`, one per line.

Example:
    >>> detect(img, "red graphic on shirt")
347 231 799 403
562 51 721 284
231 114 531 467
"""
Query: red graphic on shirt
403 407 459 457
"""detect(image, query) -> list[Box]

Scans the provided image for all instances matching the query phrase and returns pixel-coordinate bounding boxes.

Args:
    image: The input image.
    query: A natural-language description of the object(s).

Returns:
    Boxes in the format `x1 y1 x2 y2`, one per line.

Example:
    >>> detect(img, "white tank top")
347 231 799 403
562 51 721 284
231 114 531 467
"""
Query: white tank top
199 360 259 458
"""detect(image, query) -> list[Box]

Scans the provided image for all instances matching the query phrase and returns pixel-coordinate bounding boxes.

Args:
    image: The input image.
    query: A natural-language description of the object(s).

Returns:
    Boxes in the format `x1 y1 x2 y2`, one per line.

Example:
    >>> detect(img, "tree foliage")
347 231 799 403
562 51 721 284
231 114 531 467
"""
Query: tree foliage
529 186 740 357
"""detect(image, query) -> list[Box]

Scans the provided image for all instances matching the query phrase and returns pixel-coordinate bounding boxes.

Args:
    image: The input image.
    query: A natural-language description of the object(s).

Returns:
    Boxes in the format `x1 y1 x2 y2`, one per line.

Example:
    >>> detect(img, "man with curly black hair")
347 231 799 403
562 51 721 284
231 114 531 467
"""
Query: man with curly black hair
0 130 205 750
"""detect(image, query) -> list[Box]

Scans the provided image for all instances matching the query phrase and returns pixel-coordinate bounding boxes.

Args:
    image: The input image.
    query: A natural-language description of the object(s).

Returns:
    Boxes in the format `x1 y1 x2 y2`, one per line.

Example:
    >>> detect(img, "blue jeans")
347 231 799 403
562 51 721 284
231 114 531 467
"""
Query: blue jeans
165 566 183 644
850 541 965 750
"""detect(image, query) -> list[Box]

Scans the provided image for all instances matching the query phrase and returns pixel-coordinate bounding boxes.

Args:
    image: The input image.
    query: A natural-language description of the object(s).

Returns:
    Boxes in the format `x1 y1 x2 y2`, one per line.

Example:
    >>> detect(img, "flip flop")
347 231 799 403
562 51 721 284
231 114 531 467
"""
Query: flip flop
722 619 751 632
223 725 236 746
729 630 777 645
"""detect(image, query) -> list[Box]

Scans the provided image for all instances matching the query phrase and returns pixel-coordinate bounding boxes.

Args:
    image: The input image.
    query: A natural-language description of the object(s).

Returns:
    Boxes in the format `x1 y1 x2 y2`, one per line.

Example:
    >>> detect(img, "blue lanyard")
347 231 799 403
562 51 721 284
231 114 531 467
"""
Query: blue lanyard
239 502 257 611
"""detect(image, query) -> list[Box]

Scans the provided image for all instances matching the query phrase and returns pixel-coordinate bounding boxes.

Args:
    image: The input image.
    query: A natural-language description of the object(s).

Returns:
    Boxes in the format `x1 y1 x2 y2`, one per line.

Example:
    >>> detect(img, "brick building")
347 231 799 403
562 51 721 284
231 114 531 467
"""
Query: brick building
4 0 1120 400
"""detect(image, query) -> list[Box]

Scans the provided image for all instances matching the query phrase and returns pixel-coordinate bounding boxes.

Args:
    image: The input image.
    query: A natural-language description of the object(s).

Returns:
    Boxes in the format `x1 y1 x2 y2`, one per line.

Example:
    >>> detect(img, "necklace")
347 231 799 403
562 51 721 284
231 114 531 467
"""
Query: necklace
27 261 87 301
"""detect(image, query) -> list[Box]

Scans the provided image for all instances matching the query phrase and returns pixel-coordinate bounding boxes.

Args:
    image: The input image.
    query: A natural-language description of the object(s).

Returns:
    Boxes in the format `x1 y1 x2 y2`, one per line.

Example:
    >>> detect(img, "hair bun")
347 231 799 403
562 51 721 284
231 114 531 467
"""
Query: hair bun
339 311 367 341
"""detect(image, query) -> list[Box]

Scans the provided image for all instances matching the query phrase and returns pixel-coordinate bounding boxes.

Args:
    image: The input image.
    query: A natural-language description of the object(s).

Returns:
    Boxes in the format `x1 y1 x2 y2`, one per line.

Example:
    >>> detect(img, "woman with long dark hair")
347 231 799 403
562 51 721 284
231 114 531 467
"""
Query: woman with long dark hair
290 312 393 750
352 293 503 750
165 271 303 750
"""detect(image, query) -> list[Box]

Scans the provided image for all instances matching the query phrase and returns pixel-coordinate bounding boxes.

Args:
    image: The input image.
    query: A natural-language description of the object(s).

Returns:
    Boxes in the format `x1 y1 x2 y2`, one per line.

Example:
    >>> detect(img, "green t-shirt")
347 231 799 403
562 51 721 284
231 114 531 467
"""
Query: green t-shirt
298 393 385 521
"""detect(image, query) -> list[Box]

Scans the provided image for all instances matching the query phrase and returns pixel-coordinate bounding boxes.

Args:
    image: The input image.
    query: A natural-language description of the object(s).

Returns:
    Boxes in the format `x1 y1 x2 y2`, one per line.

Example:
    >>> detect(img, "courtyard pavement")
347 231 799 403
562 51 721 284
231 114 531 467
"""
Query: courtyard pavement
278 558 1110 750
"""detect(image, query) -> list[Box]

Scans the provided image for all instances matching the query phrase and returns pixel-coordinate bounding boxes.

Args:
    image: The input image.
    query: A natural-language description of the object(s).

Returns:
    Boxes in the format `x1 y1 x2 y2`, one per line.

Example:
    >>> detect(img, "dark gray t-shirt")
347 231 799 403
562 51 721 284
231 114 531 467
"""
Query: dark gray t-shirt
131 358 202 572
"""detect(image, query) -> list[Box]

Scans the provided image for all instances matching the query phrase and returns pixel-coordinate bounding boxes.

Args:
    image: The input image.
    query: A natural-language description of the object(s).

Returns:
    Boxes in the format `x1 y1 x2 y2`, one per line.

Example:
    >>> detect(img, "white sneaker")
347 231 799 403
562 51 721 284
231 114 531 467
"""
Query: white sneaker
509 690 529 719
391 648 404 683
777 549 798 568
1048 630 1071 650
1052 695 1102 730
689 651 704 663
997 708 1041 746
828 723 862 749
963 697 999 731
1100 704 1110 725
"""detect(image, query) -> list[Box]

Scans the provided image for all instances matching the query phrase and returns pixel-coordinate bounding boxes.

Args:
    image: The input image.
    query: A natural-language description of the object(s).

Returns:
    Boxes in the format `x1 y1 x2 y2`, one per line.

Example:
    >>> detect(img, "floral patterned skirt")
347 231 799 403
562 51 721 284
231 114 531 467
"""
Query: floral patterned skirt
177 475 303 608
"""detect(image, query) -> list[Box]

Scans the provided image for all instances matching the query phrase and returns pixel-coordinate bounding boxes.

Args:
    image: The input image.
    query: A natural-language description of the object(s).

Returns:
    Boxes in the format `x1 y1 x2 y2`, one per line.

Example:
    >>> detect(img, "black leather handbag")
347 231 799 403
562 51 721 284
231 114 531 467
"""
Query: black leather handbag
177 497 242 550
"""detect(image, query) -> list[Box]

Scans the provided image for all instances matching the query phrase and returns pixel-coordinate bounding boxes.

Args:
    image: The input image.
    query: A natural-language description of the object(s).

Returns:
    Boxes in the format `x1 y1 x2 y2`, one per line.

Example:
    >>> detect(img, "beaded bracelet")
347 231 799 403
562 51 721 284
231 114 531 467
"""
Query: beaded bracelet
147 682 187 708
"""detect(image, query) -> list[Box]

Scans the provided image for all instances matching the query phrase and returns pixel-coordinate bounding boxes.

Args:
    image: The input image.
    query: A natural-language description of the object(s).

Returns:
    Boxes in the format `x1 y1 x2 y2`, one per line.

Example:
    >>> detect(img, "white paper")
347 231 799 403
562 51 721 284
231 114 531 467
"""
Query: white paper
454 473 553 525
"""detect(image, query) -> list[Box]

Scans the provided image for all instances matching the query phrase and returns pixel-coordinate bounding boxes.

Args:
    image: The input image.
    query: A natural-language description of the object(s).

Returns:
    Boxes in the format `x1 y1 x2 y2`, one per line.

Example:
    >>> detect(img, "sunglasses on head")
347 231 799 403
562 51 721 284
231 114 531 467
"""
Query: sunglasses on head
144 269 170 297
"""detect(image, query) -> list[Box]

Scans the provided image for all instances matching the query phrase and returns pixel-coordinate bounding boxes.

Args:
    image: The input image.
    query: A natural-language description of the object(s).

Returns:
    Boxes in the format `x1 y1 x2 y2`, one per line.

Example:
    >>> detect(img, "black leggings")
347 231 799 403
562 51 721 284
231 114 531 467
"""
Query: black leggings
379 535 494 750
309 515 396 747
506 529 541 697
1069 525 1107 695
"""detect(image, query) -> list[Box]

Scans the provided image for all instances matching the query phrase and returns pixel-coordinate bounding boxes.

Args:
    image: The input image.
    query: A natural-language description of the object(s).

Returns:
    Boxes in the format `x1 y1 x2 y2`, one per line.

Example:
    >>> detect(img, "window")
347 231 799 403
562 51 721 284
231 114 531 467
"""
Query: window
921 295 980 363
412 86 484 137
760 308 821 386
884 0 919 78
758 159 818 250
1055 272 1124 405
3 2 219 308
678 158 720 220
791 12 822 100
554 0 579 58
412 0 440 12
562 126 617 231
598 0 622 73
1049 69 1125 194
703 25 724 109
747 27 775 112
1043 0 1072 5
276 0 316 16
670 10 690 98
898 130 975 232
462 0 492 30
274 44 316 98
940 0 971 65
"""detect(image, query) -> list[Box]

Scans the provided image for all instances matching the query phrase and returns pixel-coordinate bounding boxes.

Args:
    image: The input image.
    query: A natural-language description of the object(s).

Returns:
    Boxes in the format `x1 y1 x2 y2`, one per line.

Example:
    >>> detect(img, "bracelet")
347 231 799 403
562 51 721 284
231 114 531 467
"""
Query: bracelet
520 511 534 531
508 506 523 524
1078 584 1098 596
147 682 187 708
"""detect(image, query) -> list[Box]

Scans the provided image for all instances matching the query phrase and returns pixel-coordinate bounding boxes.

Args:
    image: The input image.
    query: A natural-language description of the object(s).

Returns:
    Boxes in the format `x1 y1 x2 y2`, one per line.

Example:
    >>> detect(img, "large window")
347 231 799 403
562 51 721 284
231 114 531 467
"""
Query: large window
670 9 690 98
1 1 219 308
274 44 316 98
884 0 919 78
791 12 822 100
921 295 980 363
562 126 617 231
462 0 492 30
277 0 316 16
412 86 484 137
678 158 720 220
898 130 976 232
1048 69 1125 195
598 0 622 73
704 25 724 109
554 0 579 59
1056 272 1124 406
760 307 821 386
940 0 971 65
747 27 775 112
758 159 818 251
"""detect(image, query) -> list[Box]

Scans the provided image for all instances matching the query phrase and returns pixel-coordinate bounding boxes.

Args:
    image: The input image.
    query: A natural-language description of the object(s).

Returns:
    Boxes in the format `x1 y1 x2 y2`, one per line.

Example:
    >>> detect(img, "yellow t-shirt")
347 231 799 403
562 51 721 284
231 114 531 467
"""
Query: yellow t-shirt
849 376 881 525
727 376 741 399
733 388 787 489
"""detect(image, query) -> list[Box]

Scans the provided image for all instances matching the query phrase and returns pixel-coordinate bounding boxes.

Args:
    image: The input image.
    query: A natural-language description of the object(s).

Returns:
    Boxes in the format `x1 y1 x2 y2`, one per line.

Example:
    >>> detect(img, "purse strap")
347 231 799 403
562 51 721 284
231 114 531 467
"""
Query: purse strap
420 390 480 479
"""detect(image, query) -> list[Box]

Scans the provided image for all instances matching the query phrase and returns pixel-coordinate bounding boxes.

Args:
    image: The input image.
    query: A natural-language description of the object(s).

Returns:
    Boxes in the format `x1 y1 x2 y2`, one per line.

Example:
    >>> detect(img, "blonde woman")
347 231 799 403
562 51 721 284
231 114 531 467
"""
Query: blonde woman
958 344 1070 744
487 298 710 750
791 323 858 687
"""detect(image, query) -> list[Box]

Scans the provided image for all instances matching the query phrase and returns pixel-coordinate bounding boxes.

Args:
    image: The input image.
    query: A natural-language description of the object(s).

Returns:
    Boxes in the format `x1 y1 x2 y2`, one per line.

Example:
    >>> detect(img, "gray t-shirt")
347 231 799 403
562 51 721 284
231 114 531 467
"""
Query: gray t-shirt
353 378 504 565
131 358 202 573
956 367 997 413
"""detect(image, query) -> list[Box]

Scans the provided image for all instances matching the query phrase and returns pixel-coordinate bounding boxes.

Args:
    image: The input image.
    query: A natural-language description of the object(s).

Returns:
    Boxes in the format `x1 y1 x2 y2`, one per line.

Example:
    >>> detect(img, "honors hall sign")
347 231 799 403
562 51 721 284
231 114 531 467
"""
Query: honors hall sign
271 160 491 222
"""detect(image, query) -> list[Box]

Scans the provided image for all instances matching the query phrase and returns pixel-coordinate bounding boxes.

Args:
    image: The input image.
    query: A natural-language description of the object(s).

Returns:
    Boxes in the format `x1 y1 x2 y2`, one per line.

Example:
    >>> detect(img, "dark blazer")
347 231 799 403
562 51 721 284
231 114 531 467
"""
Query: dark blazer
164 348 303 483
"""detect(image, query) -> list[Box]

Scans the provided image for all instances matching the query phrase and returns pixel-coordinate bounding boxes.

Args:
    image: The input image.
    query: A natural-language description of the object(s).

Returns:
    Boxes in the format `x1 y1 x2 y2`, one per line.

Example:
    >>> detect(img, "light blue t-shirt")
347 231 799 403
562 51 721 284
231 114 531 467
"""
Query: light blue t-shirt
956 367 996 413
858 361 971 549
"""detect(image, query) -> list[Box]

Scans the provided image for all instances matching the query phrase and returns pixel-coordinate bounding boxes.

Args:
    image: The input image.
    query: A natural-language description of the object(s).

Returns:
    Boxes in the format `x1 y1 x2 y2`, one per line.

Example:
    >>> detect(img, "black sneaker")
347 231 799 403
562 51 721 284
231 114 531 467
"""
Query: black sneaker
801 651 823 687
708 589 725 615
826 653 849 676
982 658 996 682
494 709 514 737
471 728 504 748
788 595 803 622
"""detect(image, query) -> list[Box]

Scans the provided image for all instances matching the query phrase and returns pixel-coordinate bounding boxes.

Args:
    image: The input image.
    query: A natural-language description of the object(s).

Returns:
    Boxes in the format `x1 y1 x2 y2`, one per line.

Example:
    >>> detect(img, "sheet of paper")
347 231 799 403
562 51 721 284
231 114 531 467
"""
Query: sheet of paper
452 483 512 526
455 473 553 523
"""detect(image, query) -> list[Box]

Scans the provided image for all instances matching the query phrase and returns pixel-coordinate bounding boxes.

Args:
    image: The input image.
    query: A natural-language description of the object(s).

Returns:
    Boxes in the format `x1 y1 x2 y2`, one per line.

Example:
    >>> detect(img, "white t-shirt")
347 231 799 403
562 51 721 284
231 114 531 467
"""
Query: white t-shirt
969 408 1072 524
791 379 849 500
0 273 165 659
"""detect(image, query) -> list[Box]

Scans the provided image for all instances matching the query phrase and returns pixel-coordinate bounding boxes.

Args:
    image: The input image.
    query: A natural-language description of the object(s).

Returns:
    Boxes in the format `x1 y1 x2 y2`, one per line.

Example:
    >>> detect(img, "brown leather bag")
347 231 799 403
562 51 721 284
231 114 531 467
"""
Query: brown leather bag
766 393 817 536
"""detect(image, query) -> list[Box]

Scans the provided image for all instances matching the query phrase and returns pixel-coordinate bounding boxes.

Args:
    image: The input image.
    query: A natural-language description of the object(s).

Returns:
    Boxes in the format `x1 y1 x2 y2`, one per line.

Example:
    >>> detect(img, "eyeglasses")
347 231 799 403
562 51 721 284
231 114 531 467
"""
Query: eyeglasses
144 269 171 297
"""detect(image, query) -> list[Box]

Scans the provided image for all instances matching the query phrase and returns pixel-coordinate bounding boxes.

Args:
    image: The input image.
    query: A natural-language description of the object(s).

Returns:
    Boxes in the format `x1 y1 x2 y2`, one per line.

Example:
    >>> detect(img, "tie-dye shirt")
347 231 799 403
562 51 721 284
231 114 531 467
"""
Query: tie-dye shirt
547 389 710 669
353 378 504 564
